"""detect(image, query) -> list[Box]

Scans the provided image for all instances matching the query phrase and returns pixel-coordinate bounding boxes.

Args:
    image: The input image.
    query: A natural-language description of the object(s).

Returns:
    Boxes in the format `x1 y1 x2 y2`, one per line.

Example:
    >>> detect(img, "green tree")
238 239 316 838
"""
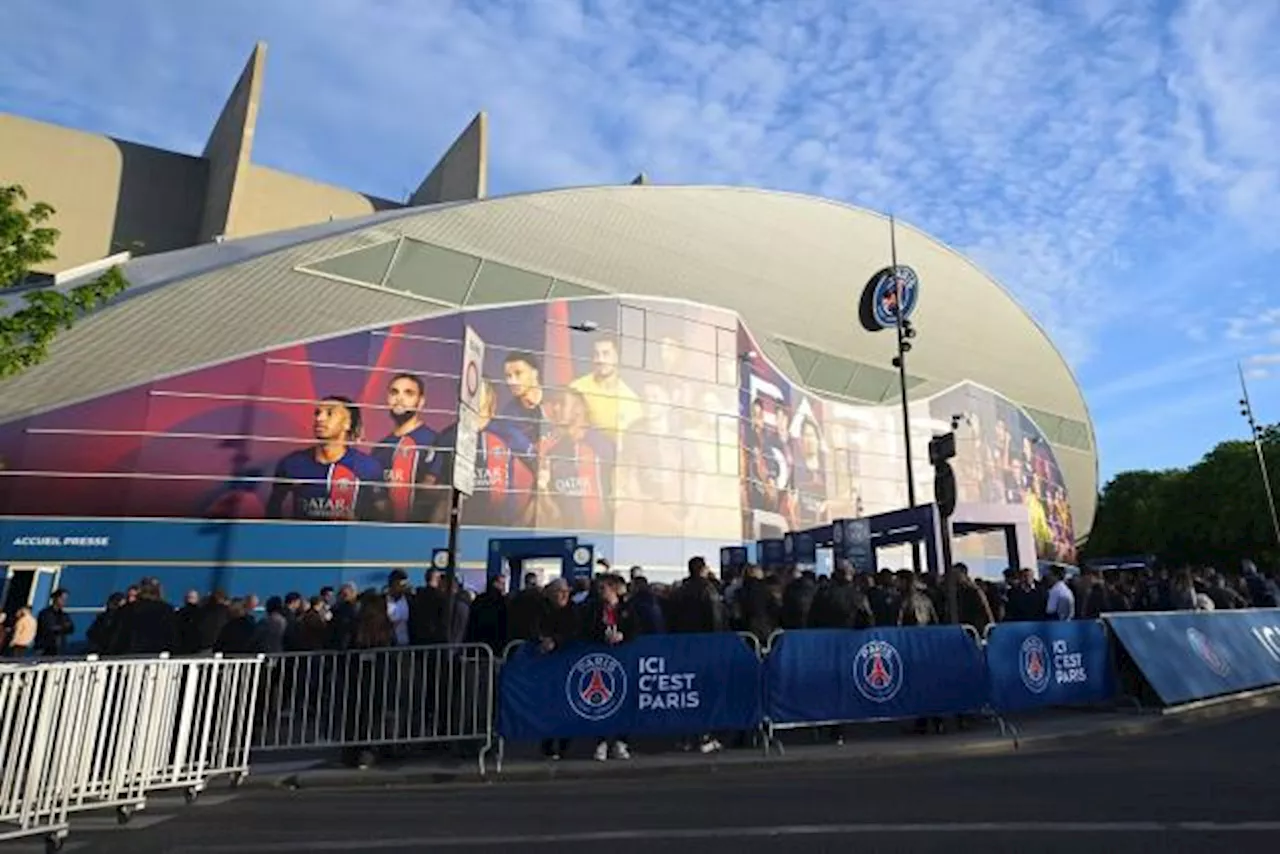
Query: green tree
1082 425 1280 569
1 184 129 378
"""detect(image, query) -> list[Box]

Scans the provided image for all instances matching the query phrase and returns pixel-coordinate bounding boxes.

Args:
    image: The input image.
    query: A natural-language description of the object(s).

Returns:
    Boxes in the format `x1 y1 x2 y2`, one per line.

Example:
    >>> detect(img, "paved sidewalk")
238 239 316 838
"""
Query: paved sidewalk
242 689 1280 791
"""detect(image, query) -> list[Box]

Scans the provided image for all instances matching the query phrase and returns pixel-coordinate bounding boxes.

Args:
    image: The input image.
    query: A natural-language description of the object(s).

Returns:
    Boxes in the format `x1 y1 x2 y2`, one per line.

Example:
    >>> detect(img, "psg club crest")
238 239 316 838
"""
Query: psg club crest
565 653 628 721
1019 635 1051 694
859 265 920 333
1185 627 1231 678
853 640 904 703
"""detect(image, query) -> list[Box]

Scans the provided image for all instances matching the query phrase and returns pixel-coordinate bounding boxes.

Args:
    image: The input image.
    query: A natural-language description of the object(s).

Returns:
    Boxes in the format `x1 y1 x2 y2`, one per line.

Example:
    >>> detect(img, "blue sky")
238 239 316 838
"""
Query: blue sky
2 0 1278 484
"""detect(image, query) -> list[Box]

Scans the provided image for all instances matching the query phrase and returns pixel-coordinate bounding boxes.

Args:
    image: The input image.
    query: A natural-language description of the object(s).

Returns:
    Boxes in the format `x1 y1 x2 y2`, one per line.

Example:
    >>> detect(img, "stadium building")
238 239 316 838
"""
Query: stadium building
0 44 1096 614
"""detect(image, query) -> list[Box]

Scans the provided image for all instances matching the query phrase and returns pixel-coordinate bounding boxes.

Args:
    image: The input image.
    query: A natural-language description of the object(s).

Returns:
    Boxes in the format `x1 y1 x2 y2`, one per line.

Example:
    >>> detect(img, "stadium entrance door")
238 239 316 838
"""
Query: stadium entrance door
481 536 596 586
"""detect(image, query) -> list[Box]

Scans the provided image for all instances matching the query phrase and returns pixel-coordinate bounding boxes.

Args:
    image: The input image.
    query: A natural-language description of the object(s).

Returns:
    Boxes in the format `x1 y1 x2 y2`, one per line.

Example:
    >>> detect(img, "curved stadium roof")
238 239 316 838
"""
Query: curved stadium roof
0 184 1098 534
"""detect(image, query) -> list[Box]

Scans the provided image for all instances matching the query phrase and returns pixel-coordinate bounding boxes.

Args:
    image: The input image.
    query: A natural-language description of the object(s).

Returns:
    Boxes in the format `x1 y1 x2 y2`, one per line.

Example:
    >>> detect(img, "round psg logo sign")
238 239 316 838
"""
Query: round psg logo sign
1186 627 1231 678
853 640 904 703
565 653 628 721
859 265 920 332
1019 635 1051 694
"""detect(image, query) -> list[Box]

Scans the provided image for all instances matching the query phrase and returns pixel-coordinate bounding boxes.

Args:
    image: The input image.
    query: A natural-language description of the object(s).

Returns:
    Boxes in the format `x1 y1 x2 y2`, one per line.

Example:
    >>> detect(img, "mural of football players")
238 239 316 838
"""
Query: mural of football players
500 351 550 451
534 388 614 531
372 373 439 522
266 396 386 521
426 378 536 528
742 396 779 514
570 334 642 442
620 383 683 531
773 400 801 525
791 417 828 526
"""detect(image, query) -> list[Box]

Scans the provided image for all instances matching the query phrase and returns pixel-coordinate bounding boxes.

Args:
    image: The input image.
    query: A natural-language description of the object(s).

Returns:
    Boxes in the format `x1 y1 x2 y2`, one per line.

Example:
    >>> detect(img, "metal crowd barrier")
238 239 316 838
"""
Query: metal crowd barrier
761 623 989 752
252 644 496 775
0 654 265 852
1 662 81 851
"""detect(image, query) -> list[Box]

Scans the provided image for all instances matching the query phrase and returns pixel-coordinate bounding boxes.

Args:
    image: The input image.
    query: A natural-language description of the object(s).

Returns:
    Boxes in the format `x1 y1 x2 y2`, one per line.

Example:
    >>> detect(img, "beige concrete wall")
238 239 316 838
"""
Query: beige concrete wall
198 43 265 243
410 112 487 206
234 165 402 237
0 114 206 272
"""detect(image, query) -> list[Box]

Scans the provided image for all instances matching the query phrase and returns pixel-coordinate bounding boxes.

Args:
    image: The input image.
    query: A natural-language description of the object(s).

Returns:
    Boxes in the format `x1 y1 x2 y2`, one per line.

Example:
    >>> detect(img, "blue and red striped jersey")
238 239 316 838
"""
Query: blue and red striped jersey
268 447 385 521
372 425 439 522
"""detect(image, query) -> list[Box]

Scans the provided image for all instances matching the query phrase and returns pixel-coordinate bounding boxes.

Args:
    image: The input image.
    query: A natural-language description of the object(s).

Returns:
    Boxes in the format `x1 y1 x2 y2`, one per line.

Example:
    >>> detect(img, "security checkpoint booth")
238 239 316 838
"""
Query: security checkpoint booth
467 536 597 587
786 502 1035 579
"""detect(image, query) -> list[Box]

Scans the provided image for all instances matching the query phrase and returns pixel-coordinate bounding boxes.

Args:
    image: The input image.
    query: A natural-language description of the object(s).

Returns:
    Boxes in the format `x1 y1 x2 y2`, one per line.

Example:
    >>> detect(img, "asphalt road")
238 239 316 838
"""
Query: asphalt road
22 707 1280 854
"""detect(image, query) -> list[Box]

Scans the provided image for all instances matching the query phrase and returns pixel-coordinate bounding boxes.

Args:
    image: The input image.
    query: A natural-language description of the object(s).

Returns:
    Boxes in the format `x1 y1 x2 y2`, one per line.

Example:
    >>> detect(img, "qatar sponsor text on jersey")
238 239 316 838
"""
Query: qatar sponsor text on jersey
372 425 439 521
539 431 614 529
270 447 385 521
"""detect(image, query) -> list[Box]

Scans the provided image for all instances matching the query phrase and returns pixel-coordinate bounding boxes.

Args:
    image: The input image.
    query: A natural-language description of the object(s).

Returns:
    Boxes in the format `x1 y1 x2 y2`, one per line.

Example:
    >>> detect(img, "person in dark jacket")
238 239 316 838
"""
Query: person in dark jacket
215 599 258 653
578 574 635 762
507 573 547 642
329 583 359 650
1206 574 1248 610
466 575 509 654
35 588 74 657
944 565 995 632
738 567 782 644
176 590 203 654
1004 567 1047 622
809 565 874 629
536 578 580 759
669 557 726 635
111 581 179 654
86 593 125 654
627 575 666 636
781 571 818 630
868 570 902 628
409 571 444 646
194 591 232 653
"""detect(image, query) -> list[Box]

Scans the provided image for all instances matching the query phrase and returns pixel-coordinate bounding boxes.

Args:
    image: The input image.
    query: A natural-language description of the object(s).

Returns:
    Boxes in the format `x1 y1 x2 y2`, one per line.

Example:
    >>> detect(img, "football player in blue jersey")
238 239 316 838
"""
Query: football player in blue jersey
372 373 440 522
266 395 388 521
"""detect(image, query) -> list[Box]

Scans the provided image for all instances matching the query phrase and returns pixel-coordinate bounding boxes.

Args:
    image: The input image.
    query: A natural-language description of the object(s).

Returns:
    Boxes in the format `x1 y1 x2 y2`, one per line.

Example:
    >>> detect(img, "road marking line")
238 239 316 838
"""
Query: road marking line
170 821 1280 851
72 814 176 831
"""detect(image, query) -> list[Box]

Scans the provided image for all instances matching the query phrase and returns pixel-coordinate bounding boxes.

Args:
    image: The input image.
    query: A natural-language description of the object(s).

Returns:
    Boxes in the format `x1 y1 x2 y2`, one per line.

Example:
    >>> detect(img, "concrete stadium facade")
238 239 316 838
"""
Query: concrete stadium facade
0 47 1095 614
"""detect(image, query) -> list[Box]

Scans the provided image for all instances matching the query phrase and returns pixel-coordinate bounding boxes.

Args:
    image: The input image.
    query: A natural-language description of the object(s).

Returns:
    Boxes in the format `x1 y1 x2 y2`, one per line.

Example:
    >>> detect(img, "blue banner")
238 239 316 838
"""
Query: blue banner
986 620 1115 712
497 632 763 741
1104 609 1280 706
764 626 987 724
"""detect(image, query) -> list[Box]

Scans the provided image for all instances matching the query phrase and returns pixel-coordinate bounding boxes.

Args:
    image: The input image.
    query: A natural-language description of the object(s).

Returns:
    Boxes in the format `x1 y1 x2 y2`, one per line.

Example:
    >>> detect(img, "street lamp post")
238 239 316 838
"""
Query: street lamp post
1238 363 1280 548
888 217 922 574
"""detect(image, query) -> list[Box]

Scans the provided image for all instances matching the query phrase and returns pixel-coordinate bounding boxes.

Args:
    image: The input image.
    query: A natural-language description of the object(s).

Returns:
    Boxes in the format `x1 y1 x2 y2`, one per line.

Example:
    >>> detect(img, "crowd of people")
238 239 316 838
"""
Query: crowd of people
3 557 1278 764
4 558 1278 661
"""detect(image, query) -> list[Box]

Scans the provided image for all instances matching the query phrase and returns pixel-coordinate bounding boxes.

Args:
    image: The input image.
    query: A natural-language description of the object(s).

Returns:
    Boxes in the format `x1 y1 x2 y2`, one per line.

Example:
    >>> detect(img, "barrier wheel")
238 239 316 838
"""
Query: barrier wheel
44 834 65 854
229 773 246 791
184 788 200 805
116 806 133 825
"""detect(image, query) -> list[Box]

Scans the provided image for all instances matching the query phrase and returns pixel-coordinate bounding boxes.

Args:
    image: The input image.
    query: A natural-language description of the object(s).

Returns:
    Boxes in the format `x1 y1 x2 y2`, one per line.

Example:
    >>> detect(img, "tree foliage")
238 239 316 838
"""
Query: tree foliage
1 184 130 379
1082 424 1280 568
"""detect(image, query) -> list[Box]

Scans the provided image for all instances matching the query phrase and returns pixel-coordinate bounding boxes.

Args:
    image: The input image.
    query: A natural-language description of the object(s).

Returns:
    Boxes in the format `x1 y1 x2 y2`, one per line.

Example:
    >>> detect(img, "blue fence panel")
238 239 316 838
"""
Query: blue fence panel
764 626 987 725
986 620 1115 712
497 632 763 741
1104 609 1280 706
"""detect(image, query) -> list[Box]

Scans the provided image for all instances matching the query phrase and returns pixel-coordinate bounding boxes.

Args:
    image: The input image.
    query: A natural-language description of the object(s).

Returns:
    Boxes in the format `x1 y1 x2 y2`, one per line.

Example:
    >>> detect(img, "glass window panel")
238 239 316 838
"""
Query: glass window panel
620 305 646 369
302 239 399 285
384 238 479 303
466 260 553 305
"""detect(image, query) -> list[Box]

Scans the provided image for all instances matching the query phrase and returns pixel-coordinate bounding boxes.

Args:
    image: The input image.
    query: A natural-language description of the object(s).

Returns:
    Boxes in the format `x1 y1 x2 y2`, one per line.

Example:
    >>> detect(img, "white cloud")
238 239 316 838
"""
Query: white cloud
1 0 1278 381
1248 354 1280 366
1166 0 1280 235
1245 368 1270 381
